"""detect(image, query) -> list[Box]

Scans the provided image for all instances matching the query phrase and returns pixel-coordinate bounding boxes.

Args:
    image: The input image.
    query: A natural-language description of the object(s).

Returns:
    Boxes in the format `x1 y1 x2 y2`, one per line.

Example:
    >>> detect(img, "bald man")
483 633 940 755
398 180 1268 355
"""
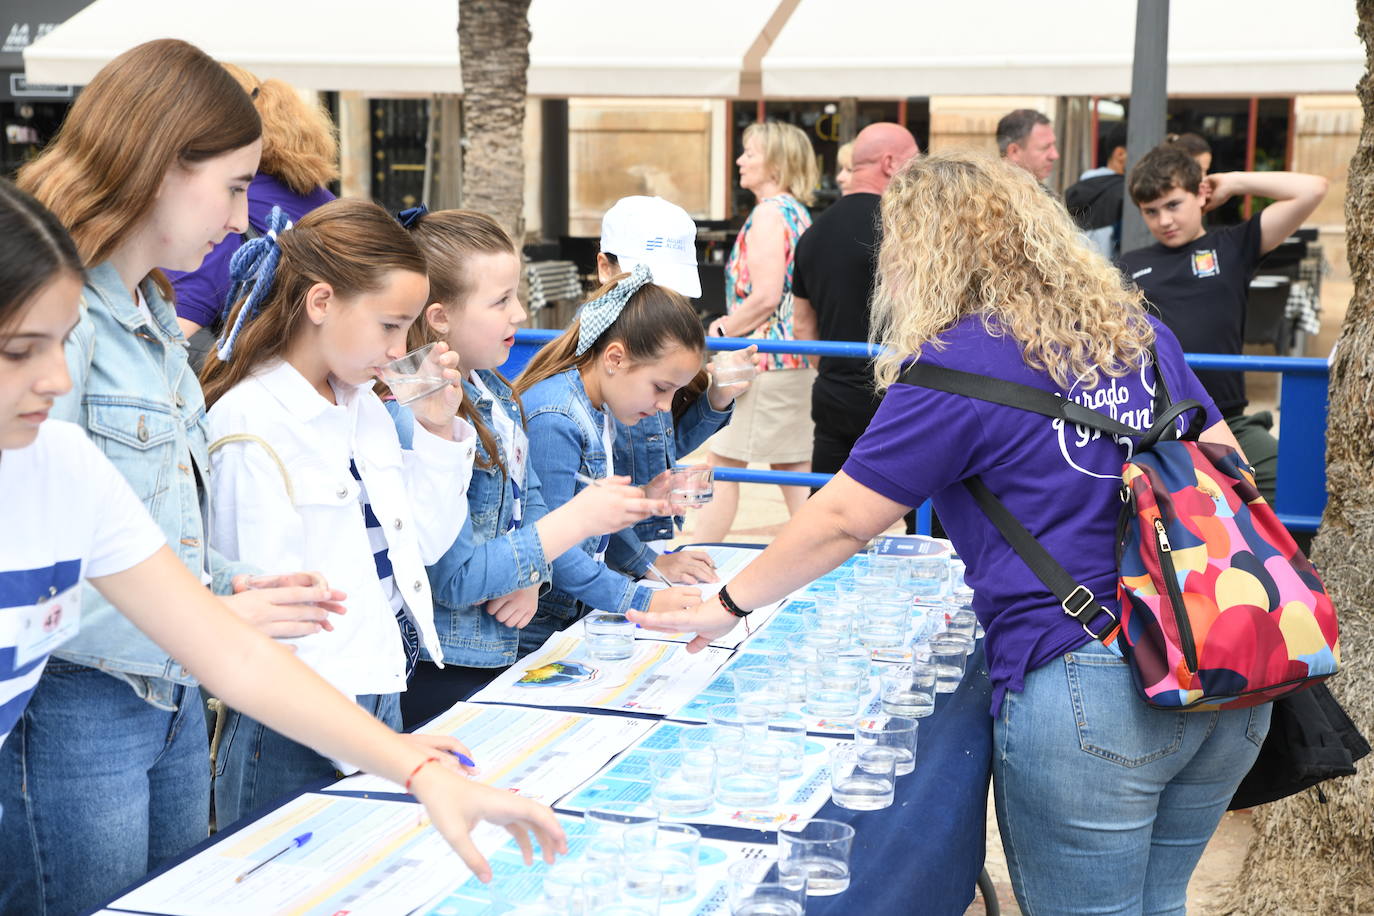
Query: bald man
792 123 919 527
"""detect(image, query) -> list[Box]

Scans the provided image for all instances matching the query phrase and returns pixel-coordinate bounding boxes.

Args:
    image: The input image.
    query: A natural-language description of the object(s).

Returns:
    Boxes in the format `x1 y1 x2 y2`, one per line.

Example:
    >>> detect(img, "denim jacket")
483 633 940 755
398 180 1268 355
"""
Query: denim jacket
606 396 732 575
521 368 653 651
50 262 254 708
388 370 553 668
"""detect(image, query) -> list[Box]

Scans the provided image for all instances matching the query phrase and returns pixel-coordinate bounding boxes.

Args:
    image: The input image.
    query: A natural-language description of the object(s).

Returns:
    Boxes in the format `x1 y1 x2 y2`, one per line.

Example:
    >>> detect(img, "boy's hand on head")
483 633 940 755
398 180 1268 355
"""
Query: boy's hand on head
1201 172 1238 213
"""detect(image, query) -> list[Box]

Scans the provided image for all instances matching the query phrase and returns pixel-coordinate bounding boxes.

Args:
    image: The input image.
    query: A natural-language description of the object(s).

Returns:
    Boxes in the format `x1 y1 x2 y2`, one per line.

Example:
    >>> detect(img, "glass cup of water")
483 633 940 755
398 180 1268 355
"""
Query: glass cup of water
649 748 715 817
928 632 970 693
623 822 701 904
855 714 918 776
585 612 636 661
829 744 898 810
715 742 782 807
776 818 855 896
377 342 449 405
727 859 808 915
766 711 808 778
804 662 865 719
880 661 937 718
583 802 659 838
730 659 789 714
667 464 714 509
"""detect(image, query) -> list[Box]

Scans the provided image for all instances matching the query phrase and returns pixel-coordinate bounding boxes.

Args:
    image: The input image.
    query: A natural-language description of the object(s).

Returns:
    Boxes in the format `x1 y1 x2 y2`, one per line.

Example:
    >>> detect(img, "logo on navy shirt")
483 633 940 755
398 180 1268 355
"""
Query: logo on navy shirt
1191 249 1220 278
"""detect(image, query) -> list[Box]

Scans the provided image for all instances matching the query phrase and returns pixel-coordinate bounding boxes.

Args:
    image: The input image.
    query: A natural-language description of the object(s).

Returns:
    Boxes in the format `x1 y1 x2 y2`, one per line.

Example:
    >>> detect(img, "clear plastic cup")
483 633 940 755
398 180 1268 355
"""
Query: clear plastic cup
804 663 864 719
649 748 715 817
710 349 759 387
727 859 808 915
947 608 978 640
708 701 770 747
585 612 635 661
730 659 789 714
623 823 700 903
829 744 897 810
377 342 448 405
715 742 782 807
905 557 949 598
880 661 936 718
667 464 714 509
928 633 970 693
583 801 659 838
855 714 918 776
766 711 808 778
776 819 855 896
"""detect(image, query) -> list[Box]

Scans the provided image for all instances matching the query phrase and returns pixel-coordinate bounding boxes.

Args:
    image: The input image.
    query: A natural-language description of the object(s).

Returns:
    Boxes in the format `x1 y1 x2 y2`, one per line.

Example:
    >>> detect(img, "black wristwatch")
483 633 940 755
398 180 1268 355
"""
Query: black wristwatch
717 584 752 618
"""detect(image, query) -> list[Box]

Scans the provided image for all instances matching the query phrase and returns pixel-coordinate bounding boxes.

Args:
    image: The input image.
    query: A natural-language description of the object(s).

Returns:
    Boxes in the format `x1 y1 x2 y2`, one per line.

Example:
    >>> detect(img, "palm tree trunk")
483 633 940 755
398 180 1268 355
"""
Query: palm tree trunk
458 0 531 238
1228 2 1374 910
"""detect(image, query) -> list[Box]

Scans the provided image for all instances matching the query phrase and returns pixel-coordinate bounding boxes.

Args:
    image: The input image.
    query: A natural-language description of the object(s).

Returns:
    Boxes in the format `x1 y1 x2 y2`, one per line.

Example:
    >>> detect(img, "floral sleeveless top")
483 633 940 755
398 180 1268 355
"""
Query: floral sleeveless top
725 194 814 371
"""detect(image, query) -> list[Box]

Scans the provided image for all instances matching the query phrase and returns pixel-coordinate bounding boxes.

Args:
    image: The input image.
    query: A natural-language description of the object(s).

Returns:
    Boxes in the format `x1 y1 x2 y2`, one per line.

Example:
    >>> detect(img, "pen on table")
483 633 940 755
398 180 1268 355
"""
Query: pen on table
235 831 312 883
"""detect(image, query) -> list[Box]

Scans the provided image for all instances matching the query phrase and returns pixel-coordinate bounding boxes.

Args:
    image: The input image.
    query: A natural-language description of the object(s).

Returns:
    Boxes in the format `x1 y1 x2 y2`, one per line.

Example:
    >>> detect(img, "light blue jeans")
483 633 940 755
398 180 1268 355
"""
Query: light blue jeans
0 660 210 916
993 640 1270 916
213 692 401 829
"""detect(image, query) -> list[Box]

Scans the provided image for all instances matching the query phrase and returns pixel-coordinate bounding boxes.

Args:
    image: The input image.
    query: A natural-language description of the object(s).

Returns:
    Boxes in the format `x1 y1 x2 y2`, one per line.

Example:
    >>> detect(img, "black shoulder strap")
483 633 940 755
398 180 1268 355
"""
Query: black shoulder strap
898 362 1144 438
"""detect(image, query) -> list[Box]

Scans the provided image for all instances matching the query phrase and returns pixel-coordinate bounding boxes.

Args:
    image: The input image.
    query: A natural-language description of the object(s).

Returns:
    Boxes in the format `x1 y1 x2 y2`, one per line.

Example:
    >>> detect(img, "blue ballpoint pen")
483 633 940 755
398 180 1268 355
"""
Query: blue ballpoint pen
235 831 313 883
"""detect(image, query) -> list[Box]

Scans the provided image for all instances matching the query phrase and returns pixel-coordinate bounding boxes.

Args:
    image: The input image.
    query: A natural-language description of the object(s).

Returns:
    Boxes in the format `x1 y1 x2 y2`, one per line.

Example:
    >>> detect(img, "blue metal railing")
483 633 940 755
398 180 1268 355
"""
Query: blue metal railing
500 330 1328 533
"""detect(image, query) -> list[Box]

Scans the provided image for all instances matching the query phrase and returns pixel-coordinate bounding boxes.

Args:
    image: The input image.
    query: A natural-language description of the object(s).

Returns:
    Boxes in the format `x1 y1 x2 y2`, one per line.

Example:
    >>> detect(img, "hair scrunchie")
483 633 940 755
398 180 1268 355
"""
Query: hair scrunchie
396 204 428 229
217 205 291 362
575 262 653 356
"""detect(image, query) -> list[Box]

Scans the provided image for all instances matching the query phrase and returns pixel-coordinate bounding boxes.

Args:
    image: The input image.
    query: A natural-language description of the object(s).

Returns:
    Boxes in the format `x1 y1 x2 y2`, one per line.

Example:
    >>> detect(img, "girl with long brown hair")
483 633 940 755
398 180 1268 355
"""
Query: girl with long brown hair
201 198 485 825
393 208 666 723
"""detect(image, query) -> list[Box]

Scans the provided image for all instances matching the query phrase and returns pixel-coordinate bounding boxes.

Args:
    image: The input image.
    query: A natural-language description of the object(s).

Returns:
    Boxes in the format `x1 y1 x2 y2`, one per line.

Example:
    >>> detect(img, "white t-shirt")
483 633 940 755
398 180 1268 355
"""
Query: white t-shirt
0 421 165 750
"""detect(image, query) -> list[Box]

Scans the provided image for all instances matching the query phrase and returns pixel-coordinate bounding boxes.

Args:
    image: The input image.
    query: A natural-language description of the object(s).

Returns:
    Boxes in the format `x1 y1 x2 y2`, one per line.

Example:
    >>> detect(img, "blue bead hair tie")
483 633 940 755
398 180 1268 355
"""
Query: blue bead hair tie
217 205 291 362
575 263 654 356
396 204 428 229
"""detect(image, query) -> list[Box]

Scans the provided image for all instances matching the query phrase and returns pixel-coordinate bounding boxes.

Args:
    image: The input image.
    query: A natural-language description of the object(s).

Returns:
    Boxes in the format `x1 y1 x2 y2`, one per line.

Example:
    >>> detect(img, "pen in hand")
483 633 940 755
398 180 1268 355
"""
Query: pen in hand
235 831 312 883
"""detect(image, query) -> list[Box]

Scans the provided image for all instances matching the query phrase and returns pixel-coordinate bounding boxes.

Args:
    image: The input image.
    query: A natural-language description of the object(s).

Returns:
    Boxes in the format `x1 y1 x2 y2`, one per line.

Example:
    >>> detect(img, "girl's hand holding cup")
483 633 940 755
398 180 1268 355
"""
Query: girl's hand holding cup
380 341 465 439
707 344 758 409
571 474 671 534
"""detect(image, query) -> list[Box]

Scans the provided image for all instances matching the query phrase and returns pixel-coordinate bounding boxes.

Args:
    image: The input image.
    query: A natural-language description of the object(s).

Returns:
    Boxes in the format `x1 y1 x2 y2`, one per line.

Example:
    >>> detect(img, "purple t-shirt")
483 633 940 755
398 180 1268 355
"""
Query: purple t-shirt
168 172 336 328
843 315 1220 715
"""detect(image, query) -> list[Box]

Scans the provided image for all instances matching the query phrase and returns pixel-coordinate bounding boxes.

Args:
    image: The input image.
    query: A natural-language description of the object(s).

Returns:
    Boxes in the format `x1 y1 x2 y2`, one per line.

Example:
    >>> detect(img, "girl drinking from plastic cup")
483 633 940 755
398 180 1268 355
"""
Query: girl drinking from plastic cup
199 199 481 825
512 267 708 654
0 179 564 911
394 207 670 723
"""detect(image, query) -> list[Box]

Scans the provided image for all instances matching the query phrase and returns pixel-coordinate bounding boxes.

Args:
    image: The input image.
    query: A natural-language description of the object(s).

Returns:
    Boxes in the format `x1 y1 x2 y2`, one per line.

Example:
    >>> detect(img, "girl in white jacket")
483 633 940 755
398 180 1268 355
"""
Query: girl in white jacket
202 198 478 825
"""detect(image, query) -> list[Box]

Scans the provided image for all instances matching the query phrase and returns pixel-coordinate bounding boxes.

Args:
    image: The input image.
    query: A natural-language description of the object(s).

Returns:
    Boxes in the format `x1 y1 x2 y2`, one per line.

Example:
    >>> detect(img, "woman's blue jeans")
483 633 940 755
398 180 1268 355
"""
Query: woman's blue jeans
993 640 1270 916
0 661 210 916
213 692 401 829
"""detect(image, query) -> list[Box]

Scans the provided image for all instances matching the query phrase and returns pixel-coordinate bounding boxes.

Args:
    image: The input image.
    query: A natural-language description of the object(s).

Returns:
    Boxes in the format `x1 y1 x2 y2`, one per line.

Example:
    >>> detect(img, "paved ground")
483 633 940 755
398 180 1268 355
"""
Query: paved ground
666 263 1350 915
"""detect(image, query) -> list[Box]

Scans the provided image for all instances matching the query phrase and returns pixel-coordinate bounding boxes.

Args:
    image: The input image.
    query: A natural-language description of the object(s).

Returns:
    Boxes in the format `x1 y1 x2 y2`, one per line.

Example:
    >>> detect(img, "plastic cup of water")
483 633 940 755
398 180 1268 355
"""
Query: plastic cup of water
855 714 918 776
905 557 949 598
583 801 659 838
623 822 700 903
880 661 936 718
377 342 449 405
710 349 759 387
804 663 864 719
715 742 782 807
730 659 789 714
668 464 714 509
829 744 897 810
776 819 854 896
709 701 770 747
928 633 969 693
766 711 808 778
727 859 808 915
649 748 715 817
585 612 635 661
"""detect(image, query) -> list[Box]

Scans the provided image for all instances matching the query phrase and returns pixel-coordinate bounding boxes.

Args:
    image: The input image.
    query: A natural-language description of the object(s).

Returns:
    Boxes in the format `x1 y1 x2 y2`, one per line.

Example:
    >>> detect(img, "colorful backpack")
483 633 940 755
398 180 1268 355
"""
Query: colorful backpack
900 356 1340 711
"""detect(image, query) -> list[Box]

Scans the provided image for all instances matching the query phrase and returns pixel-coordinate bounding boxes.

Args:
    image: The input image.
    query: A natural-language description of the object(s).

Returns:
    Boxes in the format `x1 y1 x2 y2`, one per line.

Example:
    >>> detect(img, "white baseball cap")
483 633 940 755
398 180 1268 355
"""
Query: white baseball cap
599 196 702 298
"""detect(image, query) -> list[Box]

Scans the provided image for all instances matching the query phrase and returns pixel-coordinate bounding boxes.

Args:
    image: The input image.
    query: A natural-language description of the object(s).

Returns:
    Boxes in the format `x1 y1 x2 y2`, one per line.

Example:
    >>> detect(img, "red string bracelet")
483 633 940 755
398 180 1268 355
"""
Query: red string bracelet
404 756 441 794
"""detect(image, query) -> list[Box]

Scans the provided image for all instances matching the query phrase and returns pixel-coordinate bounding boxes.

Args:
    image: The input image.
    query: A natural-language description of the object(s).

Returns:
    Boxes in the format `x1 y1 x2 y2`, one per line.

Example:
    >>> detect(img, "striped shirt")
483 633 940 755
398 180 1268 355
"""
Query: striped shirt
1 422 164 750
348 460 419 678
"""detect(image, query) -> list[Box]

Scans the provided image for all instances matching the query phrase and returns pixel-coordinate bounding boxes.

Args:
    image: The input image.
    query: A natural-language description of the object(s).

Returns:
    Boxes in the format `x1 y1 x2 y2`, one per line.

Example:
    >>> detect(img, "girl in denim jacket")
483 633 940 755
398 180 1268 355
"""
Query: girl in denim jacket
200 199 487 825
512 269 710 654
393 208 666 725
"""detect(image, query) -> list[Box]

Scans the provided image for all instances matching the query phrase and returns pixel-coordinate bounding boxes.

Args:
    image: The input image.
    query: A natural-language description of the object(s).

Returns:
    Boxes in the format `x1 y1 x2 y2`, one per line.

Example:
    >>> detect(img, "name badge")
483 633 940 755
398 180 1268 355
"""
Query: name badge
15 584 82 668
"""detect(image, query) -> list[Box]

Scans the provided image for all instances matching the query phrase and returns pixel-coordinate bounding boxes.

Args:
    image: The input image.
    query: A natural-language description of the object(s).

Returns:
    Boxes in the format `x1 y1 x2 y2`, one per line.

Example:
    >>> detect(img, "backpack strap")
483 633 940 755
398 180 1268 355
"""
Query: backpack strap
208 433 295 504
962 476 1118 639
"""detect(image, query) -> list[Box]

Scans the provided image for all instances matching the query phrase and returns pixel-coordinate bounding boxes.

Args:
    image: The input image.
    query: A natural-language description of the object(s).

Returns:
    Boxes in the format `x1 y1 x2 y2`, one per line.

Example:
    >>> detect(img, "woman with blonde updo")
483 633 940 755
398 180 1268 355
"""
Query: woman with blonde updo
695 120 819 541
636 152 1262 914
168 62 337 358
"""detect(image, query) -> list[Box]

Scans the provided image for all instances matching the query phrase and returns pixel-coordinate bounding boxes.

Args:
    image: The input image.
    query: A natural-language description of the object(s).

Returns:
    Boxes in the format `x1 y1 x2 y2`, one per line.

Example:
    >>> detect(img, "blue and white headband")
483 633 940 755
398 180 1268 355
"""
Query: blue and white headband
575 263 653 356
217 205 292 362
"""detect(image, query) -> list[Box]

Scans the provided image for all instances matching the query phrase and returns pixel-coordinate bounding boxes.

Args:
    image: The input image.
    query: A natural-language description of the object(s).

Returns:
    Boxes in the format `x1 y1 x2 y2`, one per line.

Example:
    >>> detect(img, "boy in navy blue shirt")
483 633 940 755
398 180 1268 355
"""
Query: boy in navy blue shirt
1118 146 1327 502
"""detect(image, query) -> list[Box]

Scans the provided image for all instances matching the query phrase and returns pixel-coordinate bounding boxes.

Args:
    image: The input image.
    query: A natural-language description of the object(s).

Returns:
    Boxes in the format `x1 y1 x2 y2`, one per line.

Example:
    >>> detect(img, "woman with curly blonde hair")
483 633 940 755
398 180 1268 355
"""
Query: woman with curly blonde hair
169 62 338 354
635 152 1258 915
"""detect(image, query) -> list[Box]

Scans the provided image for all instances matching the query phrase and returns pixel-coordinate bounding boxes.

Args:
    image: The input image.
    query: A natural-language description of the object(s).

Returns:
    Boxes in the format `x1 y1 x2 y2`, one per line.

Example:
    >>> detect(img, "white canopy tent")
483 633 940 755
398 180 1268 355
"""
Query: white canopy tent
761 0 1364 97
22 0 789 97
